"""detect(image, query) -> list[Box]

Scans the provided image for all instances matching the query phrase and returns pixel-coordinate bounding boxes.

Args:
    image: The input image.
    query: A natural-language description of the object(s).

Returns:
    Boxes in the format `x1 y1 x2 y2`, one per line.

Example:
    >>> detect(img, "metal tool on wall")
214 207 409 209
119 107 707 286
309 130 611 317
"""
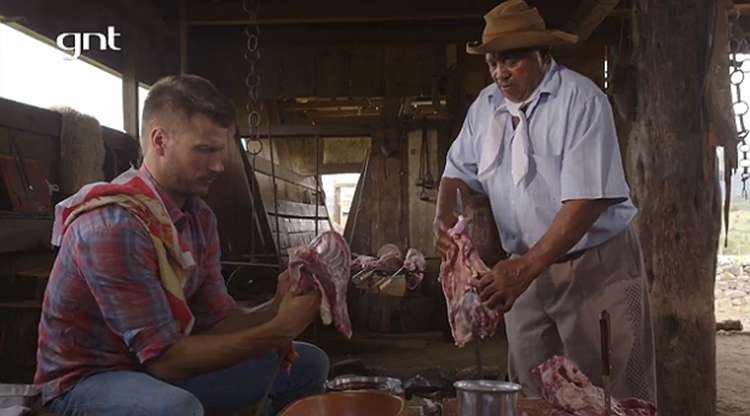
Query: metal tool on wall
416 121 436 201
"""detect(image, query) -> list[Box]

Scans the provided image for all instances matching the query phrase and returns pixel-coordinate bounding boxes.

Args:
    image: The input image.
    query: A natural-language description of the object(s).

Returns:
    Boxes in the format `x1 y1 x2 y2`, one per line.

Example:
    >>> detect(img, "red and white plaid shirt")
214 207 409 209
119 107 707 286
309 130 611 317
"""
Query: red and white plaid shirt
34 168 236 403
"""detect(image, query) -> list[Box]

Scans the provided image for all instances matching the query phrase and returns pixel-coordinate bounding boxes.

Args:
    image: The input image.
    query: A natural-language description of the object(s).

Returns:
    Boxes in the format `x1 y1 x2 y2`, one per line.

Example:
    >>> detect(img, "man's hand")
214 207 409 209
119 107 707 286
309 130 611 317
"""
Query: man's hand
477 257 544 312
433 214 458 258
272 271 292 310
270 290 321 343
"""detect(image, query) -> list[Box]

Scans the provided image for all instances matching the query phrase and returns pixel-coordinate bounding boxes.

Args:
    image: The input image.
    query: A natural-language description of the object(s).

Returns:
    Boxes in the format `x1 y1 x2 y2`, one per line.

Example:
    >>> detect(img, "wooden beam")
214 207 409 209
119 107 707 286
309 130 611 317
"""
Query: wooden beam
564 0 621 44
245 124 371 137
187 15 482 26
122 29 139 138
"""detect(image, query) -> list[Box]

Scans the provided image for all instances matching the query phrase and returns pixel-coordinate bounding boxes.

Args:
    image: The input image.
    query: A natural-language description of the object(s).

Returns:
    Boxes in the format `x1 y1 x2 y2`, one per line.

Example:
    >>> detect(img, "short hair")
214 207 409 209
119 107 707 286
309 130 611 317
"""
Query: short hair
141 74 235 141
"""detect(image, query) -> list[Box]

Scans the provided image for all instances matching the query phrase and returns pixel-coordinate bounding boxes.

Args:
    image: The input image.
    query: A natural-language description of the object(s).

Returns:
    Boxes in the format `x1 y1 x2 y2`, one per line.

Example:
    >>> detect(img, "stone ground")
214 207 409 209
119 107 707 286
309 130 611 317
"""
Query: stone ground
715 256 750 330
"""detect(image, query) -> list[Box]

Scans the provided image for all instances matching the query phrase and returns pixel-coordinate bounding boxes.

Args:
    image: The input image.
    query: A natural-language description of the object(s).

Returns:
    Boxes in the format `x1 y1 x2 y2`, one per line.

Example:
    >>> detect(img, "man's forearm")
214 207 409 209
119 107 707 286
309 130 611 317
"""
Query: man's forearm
206 299 277 335
436 177 473 220
146 320 287 382
524 199 613 272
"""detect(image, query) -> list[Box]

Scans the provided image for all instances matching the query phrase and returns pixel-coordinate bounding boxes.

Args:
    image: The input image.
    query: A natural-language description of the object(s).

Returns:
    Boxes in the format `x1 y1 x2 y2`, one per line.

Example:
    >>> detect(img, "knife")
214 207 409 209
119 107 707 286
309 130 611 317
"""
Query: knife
600 310 611 416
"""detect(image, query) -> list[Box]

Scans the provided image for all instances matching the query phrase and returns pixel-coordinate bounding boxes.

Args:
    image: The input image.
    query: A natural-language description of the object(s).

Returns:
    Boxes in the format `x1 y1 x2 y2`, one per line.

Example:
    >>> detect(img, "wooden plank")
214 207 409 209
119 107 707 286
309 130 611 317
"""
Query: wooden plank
250 124 371 137
0 215 52 253
0 97 61 137
269 217 330 233
266 200 329 219
252 156 317 190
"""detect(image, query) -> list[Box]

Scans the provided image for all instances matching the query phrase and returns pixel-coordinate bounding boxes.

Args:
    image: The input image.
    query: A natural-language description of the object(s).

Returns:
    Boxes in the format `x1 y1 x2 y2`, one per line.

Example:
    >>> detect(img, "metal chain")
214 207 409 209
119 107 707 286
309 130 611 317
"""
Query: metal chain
243 0 263 261
729 43 750 199
729 8 750 198
243 0 263 155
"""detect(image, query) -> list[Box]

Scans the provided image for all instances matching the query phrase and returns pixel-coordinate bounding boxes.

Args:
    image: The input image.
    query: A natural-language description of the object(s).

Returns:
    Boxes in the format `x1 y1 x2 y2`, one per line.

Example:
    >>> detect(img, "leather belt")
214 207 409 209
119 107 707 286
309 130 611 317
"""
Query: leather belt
554 249 587 263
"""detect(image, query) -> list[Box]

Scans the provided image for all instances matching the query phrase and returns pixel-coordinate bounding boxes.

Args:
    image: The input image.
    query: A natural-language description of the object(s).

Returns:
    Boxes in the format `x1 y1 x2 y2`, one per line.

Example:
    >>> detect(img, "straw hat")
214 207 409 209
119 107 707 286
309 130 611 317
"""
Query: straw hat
466 0 578 55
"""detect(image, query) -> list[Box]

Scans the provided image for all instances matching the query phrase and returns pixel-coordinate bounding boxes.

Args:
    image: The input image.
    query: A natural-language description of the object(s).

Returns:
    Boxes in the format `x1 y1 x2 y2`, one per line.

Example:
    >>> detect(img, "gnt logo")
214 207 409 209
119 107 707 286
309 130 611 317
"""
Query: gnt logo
55 26 121 60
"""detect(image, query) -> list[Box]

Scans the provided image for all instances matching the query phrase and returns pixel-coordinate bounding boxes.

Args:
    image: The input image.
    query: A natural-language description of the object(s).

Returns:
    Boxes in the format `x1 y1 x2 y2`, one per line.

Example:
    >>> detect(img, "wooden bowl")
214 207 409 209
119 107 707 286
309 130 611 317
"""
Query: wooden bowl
279 391 406 416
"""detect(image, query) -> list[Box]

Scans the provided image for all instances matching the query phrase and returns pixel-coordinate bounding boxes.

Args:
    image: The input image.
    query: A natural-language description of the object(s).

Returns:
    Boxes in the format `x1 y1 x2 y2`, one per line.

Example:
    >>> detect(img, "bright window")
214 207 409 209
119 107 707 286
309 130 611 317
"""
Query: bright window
0 22 125 131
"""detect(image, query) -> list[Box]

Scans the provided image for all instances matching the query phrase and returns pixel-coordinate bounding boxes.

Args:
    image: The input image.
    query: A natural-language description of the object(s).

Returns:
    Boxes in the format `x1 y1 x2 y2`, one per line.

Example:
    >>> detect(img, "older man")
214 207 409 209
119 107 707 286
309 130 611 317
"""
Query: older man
433 0 656 401
35 74 328 415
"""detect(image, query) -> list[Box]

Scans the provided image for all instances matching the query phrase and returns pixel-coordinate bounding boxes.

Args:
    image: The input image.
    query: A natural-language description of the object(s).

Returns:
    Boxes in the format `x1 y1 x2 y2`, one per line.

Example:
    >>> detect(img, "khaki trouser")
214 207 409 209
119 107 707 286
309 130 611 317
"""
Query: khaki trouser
504 224 657 401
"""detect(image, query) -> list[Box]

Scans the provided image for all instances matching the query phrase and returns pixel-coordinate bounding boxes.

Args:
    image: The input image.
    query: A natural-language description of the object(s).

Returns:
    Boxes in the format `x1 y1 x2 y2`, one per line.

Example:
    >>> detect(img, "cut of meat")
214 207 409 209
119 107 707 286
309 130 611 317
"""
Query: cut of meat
440 216 501 347
532 356 657 416
288 230 353 338
403 248 426 290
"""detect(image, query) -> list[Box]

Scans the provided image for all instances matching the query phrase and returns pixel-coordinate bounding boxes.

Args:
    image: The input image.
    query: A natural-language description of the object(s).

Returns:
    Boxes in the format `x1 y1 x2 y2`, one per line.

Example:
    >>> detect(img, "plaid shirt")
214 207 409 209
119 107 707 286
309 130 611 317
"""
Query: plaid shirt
34 169 236 403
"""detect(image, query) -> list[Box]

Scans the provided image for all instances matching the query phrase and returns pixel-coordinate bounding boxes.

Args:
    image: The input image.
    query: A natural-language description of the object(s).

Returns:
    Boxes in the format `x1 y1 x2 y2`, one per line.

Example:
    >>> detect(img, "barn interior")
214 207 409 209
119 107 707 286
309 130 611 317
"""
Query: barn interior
0 0 749 415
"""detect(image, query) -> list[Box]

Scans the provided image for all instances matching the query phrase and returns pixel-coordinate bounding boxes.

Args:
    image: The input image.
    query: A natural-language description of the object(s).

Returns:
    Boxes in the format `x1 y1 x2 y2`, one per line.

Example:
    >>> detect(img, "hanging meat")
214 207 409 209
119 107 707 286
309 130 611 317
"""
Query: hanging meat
288 230 353 338
533 356 657 416
440 215 501 347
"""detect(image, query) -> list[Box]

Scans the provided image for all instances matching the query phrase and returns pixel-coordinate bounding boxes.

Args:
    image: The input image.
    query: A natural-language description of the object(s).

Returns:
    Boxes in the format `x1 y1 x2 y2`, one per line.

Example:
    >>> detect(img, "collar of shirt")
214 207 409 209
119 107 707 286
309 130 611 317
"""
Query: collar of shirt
487 58 562 115
138 166 194 226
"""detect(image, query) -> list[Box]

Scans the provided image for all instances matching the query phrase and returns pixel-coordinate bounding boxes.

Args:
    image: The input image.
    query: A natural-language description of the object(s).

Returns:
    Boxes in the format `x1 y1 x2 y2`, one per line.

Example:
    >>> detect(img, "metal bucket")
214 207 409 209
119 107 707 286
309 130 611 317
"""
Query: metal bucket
453 380 521 416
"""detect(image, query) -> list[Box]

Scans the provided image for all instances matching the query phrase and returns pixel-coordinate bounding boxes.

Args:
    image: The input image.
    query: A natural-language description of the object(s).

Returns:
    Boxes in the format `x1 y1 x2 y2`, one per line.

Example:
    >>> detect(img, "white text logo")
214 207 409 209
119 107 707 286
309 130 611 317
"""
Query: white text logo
55 26 121 60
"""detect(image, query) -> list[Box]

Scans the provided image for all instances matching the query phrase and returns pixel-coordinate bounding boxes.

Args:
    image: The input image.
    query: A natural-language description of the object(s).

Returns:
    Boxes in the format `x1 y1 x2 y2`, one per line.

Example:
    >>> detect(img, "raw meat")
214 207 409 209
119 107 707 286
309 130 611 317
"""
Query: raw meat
440 216 501 347
351 255 377 274
403 248 426 290
351 245 427 291
533 356 657 416
288 231 353 338
374 244 404 272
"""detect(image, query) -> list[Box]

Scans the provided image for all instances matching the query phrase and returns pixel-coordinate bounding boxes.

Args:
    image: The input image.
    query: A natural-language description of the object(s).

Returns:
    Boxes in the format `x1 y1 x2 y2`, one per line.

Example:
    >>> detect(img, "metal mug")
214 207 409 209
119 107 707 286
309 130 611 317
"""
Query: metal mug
453 380 521 416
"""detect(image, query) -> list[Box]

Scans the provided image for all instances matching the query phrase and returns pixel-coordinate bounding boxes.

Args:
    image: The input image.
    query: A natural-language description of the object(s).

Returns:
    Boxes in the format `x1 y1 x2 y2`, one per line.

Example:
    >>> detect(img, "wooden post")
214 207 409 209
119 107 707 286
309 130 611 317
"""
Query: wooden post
122 25 139 139
628 1 719 414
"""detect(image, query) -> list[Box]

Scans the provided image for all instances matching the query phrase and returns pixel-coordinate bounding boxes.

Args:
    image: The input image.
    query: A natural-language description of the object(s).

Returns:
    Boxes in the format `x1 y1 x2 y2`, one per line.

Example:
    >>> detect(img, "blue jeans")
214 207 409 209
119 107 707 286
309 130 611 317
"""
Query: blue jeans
48 342 329 416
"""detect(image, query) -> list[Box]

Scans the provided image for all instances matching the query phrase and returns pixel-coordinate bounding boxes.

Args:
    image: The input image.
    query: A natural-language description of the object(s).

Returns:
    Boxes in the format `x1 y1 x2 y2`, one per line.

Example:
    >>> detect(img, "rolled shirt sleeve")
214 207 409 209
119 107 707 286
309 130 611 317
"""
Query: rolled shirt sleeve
73 213 181 364
442 100 485 193
559 95 631 203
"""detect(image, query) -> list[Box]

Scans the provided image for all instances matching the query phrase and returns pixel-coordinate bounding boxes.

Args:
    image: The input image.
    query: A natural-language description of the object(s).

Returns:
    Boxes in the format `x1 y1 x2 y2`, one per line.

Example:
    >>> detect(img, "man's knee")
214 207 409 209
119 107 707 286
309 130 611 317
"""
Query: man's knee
147 388 204 416
293 342 330 384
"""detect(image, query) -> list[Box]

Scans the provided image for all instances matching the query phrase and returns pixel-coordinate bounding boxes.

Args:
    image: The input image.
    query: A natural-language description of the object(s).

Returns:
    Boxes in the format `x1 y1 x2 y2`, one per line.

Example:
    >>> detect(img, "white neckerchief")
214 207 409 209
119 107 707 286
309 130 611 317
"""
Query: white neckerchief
477 64 549 187
506 90 538 187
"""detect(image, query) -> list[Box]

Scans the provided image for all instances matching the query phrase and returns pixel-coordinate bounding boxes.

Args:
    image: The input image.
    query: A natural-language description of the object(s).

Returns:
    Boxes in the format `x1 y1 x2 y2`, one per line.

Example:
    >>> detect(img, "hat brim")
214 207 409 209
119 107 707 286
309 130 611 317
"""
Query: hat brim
466 30 578 55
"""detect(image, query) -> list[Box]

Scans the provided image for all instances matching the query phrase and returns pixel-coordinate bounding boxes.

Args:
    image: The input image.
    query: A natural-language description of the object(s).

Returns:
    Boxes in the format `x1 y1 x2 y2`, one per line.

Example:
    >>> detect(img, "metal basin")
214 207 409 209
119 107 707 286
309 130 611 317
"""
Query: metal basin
279 391 406 416
453 380 521 416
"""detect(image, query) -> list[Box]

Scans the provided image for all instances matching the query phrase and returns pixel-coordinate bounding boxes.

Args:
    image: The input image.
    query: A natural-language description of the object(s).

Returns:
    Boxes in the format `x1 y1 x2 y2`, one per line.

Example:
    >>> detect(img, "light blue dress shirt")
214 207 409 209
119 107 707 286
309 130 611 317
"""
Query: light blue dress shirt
443 59 636 256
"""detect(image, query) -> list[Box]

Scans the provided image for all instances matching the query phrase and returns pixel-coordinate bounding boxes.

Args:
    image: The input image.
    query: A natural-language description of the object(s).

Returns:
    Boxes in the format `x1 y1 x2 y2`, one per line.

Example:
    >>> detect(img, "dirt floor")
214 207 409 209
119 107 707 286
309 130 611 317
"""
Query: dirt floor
717 333 750 416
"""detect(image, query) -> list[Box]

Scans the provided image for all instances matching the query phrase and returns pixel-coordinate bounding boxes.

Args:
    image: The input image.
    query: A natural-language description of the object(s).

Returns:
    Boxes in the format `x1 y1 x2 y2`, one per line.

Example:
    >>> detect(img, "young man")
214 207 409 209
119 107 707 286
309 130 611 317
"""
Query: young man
433 0 657 401
35 74 328 415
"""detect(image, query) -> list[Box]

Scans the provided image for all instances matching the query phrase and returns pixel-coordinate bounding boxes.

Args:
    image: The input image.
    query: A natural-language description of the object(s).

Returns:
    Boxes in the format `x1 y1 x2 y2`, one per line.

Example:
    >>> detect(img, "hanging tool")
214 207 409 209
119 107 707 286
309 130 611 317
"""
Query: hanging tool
600 310 612 416
416 121 436 201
